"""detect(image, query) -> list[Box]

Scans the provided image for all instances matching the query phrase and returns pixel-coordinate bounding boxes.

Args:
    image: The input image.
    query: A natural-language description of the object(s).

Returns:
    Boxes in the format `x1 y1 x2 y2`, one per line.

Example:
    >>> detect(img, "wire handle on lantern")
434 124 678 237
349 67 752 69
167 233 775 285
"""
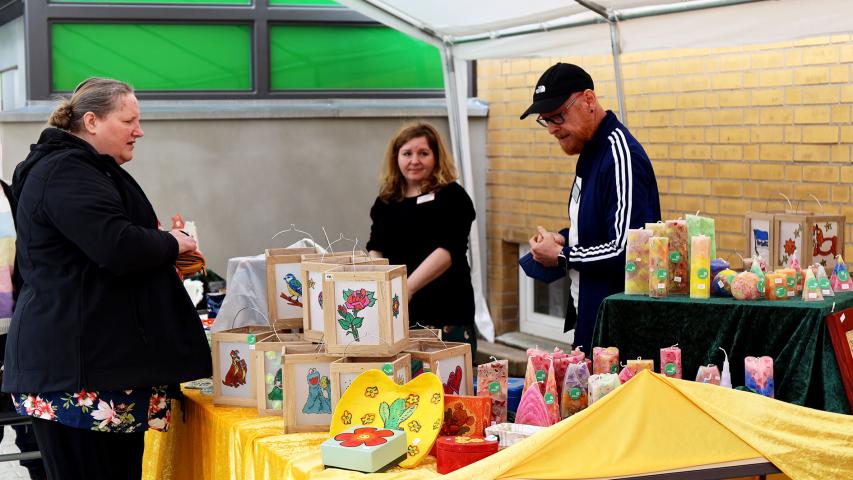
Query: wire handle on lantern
229 305 283 343
271 224 316 249
808 194 824 213
321 230 359 263
779 193 793 211
410 322 449 350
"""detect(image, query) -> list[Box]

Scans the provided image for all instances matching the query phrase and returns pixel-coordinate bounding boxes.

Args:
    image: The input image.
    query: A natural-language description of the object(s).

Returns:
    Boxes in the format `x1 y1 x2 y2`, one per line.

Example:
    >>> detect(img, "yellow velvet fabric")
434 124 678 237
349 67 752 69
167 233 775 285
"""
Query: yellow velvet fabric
143 374 853 480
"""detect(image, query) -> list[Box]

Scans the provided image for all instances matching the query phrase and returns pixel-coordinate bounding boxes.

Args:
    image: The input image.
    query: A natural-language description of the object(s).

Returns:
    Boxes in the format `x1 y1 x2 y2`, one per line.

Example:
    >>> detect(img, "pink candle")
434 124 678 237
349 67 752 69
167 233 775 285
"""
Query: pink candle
593 346 620 375
660 345 682 379
744 356 774 398
695 364 721 385
618 365 635 383
627 358 654 375
665 220 689 294
477 359 508 425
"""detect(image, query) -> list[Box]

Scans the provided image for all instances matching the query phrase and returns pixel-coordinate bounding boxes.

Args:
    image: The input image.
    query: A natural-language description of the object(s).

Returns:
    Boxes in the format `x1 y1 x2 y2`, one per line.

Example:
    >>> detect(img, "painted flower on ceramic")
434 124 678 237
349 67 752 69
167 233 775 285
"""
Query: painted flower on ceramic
405 394 420 409
785 238 796 256
22 395 57 420
407 445 419 457
455 436 485 444
334 427 394 447
441 403 475 436
392 294 400 318
364 386 379 398
407 420 421 432
361 413 376 425
433 419 441 430
430 393 442 404
341 410 352 425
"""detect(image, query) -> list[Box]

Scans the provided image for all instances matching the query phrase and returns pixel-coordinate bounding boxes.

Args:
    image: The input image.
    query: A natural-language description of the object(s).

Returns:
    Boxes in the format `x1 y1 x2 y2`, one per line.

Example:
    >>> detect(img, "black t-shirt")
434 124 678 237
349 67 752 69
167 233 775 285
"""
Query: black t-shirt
366 182 475 327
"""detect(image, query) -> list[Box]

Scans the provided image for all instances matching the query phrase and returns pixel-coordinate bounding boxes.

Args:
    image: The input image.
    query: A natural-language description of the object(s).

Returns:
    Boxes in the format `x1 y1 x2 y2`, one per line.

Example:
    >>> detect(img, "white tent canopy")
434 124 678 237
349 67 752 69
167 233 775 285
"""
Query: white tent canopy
335 0 853 341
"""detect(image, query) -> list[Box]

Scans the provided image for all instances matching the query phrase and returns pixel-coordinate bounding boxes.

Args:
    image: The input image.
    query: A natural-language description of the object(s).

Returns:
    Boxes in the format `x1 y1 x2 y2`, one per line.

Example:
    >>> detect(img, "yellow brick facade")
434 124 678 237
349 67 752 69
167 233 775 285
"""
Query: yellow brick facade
478 36 853 335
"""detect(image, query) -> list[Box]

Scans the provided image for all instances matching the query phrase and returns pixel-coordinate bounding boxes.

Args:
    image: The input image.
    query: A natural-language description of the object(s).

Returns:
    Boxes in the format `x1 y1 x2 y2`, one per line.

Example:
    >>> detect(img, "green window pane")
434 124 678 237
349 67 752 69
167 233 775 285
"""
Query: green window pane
51 0 250 4
270 25 443 90
269 0 339 5
51 23 252 91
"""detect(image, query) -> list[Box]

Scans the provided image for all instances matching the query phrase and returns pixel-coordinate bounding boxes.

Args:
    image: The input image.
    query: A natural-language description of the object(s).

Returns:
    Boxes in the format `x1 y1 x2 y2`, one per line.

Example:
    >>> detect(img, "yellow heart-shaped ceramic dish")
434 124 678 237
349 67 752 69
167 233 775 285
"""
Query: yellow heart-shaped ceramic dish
329 370 444 468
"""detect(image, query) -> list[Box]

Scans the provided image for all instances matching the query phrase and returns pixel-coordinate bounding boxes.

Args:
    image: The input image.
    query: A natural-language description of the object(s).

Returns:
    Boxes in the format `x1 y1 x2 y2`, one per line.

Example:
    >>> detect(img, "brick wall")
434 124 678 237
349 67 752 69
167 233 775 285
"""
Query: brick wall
479 35 853 335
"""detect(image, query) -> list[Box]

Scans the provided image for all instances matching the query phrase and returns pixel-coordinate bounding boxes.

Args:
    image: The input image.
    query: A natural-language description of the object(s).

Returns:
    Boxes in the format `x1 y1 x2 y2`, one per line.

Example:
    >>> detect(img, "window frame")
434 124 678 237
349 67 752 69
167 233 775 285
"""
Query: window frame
517 244 575 345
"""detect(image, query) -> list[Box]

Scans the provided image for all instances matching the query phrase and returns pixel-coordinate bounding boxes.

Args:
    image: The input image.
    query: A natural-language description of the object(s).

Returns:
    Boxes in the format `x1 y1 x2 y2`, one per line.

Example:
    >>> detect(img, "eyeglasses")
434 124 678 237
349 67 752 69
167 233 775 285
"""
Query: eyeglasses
535 95 581 128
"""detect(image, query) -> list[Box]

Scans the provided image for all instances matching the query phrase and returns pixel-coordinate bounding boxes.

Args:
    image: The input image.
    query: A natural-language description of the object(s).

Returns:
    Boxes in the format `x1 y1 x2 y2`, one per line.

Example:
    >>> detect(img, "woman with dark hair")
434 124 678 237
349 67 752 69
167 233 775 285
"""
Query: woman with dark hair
1 77 211 479
366 122 477 356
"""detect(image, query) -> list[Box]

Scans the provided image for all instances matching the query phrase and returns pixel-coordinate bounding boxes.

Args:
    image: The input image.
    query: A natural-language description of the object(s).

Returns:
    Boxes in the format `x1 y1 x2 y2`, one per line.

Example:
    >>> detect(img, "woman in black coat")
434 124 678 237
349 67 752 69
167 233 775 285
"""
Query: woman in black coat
1 78 211 479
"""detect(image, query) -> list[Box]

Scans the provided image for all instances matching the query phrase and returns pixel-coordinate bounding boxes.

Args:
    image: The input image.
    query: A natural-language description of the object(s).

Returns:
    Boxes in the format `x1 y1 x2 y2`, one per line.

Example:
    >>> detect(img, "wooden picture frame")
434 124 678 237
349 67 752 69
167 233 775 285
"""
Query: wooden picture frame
404 340 474 396
282 343 342 433
253 332 312 416
329 353 412 406
302 257 389 343
774 214 845 271
322 264 409 356
212 326 274 407
826 307 853 412
265 247 317 329
744 212 777 268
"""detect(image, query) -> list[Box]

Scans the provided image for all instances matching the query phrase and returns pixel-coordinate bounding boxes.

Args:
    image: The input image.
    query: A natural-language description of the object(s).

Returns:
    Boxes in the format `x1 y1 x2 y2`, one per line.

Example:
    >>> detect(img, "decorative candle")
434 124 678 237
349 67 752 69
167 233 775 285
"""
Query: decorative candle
690 234 711 299
648 236 670 298
666 220 689 294
695 364 721 385
764 272 787 301
515 384 551 427
776 267 797 298
749 258 767 300
618 365 635 383
560 362 589 419
660 345 682 379
789 249 804 295
588 374 620 405
625 229 652 295
477 359 508 425
645 221 670 238
731 271 761 300
831 255 853 292
801 267 823 302
744 356 774 398
815 264 834 297
686 214 716 260
522 353 550 397
719 347 732 388
710 258 730 281
592 346 620 375
543 360 561 425
627 357 654 374
711 268 737 297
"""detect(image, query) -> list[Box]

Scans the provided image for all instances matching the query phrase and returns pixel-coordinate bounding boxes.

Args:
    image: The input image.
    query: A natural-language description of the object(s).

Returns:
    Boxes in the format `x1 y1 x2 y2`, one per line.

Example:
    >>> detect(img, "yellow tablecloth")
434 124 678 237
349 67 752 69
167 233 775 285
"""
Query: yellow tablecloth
142 389 440 480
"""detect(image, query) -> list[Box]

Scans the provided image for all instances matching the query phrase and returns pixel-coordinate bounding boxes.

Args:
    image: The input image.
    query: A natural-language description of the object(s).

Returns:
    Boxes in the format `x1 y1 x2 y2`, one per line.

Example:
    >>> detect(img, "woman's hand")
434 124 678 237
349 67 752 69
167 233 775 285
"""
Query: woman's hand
170 229 198 254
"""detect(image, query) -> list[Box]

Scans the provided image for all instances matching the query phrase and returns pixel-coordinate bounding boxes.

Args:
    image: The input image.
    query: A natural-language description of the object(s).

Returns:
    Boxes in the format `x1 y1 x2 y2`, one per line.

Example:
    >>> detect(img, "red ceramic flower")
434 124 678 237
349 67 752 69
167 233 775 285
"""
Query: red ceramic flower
334 427 394 447
345 289 372 311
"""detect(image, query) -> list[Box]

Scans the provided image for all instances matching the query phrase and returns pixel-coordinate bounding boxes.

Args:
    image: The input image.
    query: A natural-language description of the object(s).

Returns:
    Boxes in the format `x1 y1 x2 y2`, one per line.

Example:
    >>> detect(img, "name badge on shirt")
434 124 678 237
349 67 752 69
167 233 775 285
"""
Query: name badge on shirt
416 192 435 204
571 182 581 204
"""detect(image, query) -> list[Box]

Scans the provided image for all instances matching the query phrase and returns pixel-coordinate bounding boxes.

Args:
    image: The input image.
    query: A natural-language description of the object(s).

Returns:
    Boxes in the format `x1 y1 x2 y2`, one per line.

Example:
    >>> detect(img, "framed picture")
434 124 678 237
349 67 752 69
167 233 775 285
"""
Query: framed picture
212 326 274 407
744 212 776 267
265 247 316 329
282 343 342 433
826 307 853 412
774 214 845 271
404 340 473 396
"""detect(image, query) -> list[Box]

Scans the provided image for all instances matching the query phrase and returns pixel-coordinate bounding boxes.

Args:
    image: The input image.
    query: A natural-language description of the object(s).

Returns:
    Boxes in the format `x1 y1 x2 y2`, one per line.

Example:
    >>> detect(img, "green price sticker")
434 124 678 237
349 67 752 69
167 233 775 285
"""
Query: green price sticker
697 268 709 280
625 262 637 273
535 369 546 382
807 278 818 289
247 334 256 345
669 251 682 263
544 393 555 405
786 277 796 287
819 278 831 289
839 270 850 281
611 363 619 374
382 363 394 376
756 280 765 292
775 286 787 298
569 387 581 400
488 382 500 394
657 268 667 280
664 363 677 376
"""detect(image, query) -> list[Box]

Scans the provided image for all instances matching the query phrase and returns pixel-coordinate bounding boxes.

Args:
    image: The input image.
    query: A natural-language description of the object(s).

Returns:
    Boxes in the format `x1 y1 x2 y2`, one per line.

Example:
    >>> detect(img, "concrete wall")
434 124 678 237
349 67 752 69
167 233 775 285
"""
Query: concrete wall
0 100 489 282
0 17 26 111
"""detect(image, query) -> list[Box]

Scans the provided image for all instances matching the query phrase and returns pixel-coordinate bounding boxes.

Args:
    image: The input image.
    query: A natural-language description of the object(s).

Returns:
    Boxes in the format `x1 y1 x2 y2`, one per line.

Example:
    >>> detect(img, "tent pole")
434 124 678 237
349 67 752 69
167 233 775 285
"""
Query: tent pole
609 21 628 126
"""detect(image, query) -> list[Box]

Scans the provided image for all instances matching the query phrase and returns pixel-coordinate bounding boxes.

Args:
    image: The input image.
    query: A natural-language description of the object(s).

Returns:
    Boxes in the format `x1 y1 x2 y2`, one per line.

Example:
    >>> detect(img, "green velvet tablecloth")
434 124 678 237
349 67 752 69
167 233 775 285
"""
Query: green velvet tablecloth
593 292 853 414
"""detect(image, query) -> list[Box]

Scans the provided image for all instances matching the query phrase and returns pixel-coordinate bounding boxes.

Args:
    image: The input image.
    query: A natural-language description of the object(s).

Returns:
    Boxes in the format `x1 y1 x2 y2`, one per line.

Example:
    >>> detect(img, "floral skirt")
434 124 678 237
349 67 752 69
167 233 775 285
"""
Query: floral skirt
13 385 171 433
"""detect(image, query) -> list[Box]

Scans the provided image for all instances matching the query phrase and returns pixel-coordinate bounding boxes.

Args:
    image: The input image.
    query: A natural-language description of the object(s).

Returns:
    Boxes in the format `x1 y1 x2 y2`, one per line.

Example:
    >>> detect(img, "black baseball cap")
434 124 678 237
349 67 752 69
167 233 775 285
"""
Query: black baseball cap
519 63 594 119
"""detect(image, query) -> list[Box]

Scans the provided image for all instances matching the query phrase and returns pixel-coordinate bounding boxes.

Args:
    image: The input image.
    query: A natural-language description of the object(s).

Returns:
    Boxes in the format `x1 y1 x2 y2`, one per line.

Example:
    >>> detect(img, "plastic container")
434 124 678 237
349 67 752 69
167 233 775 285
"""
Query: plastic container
507 377 524 414
435 435 499 474
484 422 546 449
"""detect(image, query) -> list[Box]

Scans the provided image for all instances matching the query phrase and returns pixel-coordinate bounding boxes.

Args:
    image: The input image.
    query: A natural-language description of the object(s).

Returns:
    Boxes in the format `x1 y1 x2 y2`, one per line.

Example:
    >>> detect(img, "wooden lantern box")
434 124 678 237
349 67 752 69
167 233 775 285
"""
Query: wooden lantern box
300 250 367 262
281 343 343 433
301 257 389 343
409 328 443 340
265 247 316 329
322 264 409 356
253 332 312 416
330 353 412 406
744 211 778 268
212 326 274 407
774 214 845 271
404 340 473 396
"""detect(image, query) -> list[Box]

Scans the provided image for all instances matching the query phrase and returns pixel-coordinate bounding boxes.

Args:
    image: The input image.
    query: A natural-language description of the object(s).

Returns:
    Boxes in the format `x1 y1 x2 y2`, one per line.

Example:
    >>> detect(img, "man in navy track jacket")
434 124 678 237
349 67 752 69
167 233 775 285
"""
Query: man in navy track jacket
522 63 661 354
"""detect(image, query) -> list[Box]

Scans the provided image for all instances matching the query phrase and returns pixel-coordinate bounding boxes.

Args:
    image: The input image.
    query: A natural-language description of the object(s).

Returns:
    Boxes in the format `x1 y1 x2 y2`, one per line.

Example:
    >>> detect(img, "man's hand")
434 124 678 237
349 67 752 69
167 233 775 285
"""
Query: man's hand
529 226 563 267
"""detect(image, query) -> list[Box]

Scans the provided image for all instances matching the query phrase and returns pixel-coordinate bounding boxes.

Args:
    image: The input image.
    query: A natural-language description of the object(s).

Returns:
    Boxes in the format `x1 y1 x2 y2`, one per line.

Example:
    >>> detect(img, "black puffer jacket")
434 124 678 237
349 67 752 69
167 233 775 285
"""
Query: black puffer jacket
2 128 211 393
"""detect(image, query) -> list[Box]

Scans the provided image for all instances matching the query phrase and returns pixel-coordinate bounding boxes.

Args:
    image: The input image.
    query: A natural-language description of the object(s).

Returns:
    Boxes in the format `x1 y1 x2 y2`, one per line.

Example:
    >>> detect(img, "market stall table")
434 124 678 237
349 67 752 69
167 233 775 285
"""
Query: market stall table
593 292 853 414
